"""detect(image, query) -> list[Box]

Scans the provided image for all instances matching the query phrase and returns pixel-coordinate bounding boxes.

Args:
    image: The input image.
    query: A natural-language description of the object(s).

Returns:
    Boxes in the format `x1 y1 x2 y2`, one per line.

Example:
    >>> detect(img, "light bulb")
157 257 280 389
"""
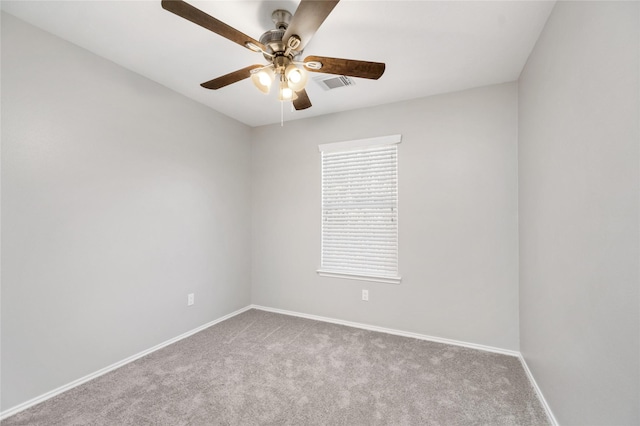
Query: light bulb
258 71 271 86
284 64 308 92
281 87 293 100
288 69 302 84
278 78 298 101
251 67 274 94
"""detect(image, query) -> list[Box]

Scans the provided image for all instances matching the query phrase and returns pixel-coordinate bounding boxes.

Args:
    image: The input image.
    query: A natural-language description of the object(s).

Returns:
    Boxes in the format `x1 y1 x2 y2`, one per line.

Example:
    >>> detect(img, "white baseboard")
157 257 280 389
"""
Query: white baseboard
251 304 520 357
0 305 253 421
518 355 559 426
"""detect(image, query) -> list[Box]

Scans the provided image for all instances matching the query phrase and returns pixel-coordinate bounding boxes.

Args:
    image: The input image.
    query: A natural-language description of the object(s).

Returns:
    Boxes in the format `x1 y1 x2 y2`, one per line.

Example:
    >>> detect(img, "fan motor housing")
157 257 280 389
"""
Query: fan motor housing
259 10 302 61
259 29 286 59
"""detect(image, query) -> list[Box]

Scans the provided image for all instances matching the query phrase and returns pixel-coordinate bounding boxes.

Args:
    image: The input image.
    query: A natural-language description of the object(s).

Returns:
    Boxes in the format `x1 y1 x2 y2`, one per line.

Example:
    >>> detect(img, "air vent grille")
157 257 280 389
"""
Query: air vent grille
314 75 356 90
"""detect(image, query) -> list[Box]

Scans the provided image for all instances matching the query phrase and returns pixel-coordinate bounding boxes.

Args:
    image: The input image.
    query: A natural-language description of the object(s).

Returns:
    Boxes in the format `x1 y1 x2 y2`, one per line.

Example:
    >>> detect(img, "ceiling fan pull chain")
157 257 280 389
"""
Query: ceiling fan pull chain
281 101 284 127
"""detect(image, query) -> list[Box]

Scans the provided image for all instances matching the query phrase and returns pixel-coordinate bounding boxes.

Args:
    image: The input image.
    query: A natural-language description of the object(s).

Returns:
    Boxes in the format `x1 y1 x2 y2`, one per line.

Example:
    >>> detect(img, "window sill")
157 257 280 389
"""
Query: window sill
316 269 401 285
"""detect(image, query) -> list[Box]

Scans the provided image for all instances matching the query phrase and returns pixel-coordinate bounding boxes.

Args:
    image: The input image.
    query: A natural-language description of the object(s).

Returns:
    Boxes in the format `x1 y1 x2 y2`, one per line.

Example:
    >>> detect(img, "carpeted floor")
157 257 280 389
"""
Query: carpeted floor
3 309 549 425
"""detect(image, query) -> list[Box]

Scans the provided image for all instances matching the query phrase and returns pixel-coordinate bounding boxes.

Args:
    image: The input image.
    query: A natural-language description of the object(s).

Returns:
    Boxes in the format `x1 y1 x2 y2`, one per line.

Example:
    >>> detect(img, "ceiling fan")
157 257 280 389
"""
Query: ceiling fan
161 0 386 111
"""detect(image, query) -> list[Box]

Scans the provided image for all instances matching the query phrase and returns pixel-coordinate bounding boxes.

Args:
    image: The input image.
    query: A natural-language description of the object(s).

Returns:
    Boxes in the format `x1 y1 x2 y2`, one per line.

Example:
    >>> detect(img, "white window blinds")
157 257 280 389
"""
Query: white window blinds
318 135 401 284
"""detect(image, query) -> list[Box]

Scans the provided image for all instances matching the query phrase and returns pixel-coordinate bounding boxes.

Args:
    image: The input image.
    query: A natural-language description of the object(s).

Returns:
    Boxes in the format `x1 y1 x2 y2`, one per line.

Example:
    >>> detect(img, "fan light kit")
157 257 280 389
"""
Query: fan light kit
161 0 385 112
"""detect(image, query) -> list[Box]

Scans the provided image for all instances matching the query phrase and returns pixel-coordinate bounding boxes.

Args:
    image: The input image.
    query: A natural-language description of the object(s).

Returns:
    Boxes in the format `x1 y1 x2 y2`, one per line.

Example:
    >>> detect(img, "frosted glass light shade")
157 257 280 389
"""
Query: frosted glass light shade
279 86 294 101
278 80 299 101
251 68 274 94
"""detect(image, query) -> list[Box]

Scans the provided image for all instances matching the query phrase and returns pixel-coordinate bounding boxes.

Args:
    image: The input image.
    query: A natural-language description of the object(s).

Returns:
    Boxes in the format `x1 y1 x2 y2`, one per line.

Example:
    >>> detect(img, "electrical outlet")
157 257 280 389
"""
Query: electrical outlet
187 293 194 306
362 289 369 301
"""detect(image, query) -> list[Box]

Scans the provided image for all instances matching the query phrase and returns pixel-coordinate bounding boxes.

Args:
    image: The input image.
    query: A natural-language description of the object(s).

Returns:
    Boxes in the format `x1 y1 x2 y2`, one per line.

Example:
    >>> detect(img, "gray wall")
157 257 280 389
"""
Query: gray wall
1 13 252 410
5 2 639 421
251 82 520 351
518 2 639 425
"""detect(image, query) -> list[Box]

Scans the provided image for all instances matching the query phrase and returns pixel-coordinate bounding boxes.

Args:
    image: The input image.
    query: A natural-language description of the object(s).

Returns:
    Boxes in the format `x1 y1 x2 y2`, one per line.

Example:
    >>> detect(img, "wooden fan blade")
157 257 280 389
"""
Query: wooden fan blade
162 0 265 52
293 89 312 110
283 0 340 51
304 55 386 80
201 65 263 90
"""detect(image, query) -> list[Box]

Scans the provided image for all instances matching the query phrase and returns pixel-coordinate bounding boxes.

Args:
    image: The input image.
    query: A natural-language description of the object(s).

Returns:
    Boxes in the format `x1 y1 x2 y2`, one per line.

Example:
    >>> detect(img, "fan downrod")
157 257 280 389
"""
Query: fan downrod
271 9 292 30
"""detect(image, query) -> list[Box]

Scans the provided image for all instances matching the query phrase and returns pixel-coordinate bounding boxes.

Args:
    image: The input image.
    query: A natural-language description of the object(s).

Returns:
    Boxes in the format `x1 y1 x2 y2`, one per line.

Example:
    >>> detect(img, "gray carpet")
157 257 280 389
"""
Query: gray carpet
3 309 549 425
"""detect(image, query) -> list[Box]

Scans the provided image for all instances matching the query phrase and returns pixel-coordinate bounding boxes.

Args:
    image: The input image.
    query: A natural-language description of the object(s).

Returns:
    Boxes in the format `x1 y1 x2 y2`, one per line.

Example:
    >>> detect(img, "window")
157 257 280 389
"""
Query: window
318 135 401 284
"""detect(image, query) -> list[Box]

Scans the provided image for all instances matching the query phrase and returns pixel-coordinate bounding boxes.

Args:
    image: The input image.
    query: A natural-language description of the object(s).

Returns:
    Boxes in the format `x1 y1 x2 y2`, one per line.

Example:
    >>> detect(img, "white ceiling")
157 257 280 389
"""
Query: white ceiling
1 0 555 127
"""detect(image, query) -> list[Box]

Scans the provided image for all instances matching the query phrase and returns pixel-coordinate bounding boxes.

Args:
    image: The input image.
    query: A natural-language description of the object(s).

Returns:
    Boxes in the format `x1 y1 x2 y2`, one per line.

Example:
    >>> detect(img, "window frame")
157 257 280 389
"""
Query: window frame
317 134 402 284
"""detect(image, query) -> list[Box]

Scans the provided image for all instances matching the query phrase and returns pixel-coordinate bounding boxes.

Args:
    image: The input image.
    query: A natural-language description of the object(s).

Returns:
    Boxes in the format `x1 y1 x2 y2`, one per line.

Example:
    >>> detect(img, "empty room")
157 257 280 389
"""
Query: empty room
1 0 638 425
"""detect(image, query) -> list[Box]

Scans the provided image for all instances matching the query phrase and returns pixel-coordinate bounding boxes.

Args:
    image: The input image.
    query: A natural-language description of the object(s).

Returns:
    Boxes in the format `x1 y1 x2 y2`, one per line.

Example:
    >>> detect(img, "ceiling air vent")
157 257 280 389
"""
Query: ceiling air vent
314 75 356 91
